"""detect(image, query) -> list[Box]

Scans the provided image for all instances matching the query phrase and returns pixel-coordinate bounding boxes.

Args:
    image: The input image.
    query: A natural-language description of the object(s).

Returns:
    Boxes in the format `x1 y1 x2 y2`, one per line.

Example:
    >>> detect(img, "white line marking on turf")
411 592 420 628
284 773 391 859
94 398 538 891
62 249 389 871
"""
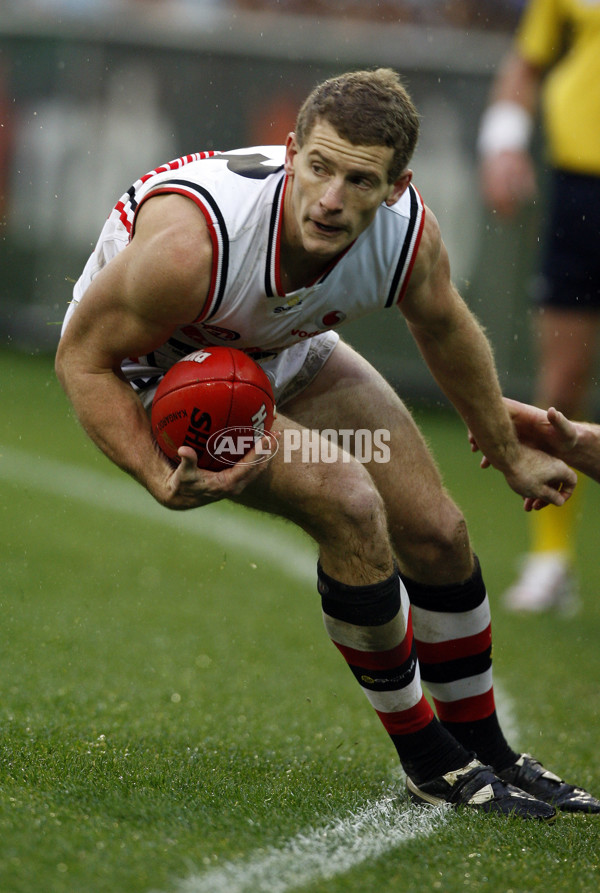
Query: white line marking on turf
493 680 521 750
0 444 317 584
155 799 449 893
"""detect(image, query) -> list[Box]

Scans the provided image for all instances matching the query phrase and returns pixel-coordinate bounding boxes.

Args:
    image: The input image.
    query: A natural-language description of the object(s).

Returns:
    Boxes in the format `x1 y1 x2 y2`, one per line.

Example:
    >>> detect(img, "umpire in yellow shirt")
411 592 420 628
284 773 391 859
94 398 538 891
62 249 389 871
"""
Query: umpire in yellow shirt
477 0 600 613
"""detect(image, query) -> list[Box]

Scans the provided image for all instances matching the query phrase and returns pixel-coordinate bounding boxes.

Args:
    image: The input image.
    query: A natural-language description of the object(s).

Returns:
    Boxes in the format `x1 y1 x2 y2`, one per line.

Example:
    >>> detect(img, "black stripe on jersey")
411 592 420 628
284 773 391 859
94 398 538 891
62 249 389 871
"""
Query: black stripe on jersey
384 183 418 308
265 175 285 297
161 336 202 359
130 375 162 392
418 647 492 685
159 179 229 318
127 184 137 213
348 655 417 692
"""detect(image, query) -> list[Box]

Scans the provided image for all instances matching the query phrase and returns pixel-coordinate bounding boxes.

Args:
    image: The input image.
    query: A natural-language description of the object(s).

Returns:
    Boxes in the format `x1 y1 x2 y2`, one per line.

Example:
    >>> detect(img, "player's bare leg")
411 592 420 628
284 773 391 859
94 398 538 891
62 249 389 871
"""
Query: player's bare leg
233 415 394 585
282 340 472 584
536 308 600 415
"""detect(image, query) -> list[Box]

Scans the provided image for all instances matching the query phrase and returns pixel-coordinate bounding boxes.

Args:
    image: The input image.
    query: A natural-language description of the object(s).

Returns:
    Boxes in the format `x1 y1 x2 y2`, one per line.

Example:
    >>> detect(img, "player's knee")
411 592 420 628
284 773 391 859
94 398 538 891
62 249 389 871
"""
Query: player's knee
434 509 470 562
395 502 472 582
315 464 387 542
341 475 388 536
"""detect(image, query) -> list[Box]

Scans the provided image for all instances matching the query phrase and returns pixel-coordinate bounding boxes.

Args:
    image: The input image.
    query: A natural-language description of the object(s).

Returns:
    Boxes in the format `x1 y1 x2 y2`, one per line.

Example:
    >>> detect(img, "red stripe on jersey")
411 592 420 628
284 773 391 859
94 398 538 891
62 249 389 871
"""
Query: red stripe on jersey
396 187 426 304
414 625 492 664
114 200 132 234
375 694 435 735
137 152 218 187
112 154 220 236
133 185 219 321
433 688 496 724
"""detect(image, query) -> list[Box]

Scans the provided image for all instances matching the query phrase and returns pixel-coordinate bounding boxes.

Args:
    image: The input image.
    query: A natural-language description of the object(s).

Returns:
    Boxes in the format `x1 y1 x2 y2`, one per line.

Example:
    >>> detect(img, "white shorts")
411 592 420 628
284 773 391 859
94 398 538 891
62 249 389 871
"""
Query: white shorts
134 331 340 413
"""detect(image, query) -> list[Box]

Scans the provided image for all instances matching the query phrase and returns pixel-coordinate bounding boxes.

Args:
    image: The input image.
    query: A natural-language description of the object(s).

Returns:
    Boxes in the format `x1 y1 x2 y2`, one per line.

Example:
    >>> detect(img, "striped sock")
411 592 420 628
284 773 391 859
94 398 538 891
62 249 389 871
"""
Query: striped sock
318 564 470 783
401 556 518 771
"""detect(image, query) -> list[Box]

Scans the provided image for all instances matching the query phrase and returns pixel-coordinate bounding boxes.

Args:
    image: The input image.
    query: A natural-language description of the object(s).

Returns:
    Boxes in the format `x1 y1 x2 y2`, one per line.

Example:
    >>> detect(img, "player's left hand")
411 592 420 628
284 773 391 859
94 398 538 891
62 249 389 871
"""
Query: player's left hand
163 434 275 509
502 445 576 511
469 397 581 510
468 433 577 512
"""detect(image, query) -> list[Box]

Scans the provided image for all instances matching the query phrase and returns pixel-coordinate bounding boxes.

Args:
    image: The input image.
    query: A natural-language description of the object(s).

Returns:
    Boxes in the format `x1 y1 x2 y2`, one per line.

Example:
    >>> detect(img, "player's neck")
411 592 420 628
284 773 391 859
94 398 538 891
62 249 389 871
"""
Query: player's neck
278 241 329 293
280 190 334 292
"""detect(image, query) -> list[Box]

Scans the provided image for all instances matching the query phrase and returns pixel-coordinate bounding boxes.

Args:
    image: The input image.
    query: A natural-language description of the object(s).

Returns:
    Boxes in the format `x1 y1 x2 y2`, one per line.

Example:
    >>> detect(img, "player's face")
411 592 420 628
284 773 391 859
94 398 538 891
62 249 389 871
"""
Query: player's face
284 119 411 259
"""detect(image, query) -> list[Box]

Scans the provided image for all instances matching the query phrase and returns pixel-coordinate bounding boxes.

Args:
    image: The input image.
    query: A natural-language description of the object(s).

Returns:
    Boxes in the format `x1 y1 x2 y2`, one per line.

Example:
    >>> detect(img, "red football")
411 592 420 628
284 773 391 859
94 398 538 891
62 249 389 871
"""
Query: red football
151 348 275 470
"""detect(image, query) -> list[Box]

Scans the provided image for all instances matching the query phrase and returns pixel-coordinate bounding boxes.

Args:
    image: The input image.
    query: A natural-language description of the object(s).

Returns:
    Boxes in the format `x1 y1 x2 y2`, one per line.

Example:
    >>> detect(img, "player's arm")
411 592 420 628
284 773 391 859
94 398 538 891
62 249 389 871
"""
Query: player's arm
55 195 267 509
399 209 575 508
473 398 600 486
477 49 544 218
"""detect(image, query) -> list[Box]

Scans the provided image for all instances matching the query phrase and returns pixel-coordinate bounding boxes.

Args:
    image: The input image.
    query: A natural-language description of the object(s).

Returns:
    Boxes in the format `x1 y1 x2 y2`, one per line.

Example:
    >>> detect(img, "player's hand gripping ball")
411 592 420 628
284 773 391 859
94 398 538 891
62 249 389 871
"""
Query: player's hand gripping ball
151 348 276 470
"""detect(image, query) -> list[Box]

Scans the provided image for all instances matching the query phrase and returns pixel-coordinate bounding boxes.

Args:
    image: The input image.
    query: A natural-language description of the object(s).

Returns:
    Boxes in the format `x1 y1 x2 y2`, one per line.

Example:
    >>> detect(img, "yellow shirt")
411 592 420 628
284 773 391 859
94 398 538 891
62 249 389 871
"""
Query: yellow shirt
517 0 600 174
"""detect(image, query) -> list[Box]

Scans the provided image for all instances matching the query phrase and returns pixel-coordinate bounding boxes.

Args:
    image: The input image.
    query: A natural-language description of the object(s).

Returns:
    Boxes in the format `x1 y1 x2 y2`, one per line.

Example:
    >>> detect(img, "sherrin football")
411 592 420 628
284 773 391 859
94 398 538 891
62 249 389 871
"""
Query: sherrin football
151 348 276 470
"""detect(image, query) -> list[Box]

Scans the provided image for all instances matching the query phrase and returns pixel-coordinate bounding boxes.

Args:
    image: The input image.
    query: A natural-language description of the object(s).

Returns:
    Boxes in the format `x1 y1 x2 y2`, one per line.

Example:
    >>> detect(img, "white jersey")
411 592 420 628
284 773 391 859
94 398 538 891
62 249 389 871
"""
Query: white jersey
65 146 425 399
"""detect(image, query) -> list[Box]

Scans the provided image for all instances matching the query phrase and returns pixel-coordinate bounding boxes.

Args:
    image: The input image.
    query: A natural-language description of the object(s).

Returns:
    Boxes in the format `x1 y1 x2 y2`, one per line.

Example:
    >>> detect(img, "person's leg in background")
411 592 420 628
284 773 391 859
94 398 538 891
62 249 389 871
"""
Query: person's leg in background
504 170 600 613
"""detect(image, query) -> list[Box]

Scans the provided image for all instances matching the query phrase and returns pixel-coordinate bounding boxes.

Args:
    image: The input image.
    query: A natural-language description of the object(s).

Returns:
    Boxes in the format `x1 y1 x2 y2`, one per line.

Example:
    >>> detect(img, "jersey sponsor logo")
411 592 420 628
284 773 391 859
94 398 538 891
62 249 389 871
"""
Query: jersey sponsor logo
273 295 304 314
180 324 240 343
202 324 241 341
321 310 346 327
291 328 323 339
180 325 213 346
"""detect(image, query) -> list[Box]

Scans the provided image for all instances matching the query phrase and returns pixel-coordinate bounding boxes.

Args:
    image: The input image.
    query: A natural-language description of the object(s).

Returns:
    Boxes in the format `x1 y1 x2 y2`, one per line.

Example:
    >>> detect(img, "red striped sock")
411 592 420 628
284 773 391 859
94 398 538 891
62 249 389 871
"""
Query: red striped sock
401 556 517 769
318 565 470 782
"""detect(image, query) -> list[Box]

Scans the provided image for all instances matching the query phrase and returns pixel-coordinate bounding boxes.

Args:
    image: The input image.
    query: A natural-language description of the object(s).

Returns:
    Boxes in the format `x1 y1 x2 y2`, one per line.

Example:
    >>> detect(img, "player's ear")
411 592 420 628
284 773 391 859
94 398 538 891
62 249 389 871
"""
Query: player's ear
385 170 412 206
284 132 298 175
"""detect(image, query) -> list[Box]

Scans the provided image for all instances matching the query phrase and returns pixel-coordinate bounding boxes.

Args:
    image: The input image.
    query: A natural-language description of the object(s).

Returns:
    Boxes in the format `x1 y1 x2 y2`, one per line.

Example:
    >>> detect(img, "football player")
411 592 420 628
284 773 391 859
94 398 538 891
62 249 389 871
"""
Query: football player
56 68 599 817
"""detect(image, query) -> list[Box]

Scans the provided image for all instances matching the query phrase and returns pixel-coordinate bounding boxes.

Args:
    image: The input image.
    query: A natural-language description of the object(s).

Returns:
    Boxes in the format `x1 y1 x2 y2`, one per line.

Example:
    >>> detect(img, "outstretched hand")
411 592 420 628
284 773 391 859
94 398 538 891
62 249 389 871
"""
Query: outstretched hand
500 443 576 512
509 400 578 457
469 399 578 464
468 399 578 512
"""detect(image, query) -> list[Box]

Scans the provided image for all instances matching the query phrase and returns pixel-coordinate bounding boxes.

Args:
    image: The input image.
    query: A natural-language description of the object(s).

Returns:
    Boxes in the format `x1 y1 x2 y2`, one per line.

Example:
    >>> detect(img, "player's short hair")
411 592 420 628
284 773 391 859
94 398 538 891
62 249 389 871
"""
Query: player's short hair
295 68 420 182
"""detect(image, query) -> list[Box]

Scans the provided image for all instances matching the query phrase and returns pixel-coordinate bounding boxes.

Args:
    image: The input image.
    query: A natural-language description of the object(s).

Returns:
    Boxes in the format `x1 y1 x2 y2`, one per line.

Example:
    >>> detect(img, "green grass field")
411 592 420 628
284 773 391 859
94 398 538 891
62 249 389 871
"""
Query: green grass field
1 348 599 893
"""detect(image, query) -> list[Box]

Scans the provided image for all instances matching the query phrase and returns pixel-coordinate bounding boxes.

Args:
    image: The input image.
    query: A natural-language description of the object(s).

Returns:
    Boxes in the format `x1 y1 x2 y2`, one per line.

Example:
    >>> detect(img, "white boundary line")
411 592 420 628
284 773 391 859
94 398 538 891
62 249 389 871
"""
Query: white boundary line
0 444 317 584
1 444 519 893
161 800 449 893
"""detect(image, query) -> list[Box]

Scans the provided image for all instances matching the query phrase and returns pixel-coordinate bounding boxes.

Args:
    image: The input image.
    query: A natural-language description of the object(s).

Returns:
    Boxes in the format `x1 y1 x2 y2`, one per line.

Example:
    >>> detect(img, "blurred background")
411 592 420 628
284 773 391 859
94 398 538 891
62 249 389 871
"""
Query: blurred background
2 0 587 408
